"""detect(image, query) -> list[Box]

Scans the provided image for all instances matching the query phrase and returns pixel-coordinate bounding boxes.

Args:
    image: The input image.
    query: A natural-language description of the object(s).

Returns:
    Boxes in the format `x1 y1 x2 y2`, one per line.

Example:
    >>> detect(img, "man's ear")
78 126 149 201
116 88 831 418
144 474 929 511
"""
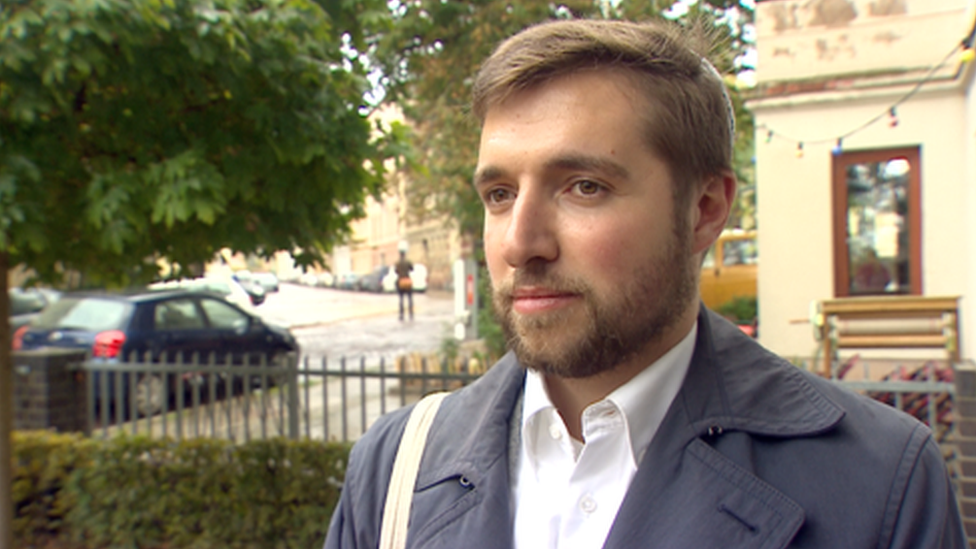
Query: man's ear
690 171 736 255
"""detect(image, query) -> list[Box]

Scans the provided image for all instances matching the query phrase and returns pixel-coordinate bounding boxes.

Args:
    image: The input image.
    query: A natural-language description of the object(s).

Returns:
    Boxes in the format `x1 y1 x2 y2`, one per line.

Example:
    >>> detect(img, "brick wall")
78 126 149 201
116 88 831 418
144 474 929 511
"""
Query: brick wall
12 349 88 434
954 362 976 548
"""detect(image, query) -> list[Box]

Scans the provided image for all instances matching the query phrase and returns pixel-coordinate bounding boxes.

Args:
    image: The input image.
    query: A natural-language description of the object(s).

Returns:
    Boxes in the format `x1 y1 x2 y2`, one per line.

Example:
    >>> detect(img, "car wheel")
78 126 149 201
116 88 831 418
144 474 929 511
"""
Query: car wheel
135 374 166 416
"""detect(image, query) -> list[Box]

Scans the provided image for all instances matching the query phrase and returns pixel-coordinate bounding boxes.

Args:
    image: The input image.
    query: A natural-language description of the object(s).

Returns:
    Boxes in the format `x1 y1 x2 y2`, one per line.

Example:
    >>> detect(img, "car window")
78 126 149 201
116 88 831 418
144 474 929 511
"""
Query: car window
154 299 206 331
32 297 132 331
199 297 250 330
722 239 758 267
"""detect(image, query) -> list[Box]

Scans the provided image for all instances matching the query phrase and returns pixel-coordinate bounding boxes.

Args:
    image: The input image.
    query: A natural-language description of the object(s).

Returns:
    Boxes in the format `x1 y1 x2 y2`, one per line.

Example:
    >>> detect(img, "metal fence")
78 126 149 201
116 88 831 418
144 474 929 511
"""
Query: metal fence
821 356 958 444
83 352 965 448
82 352 483 443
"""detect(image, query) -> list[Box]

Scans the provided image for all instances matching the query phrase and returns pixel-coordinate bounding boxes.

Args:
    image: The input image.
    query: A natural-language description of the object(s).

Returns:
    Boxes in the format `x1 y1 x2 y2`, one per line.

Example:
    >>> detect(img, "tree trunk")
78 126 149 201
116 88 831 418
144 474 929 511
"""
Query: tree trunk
0 252 13 549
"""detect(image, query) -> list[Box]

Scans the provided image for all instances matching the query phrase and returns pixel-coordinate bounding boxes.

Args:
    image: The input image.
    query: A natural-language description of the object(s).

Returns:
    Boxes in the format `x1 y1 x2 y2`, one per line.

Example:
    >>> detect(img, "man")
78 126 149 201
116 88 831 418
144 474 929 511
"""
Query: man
325 19 965 548
395 250 414 321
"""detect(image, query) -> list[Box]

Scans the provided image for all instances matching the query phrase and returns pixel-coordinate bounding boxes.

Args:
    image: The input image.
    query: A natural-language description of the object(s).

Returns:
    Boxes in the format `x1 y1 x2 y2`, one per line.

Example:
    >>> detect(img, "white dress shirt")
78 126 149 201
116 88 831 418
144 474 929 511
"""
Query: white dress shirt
513 323 698 549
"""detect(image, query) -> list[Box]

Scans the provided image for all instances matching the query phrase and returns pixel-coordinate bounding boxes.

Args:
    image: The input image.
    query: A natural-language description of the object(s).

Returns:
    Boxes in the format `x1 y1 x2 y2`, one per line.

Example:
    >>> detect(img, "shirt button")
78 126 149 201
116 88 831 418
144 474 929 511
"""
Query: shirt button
579 495 597 514
549 423 563 440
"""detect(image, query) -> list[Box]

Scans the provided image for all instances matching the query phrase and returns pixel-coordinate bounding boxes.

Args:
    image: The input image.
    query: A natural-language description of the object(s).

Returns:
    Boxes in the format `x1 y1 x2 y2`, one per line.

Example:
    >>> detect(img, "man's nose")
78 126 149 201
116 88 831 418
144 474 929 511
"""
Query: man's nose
499 190 558 268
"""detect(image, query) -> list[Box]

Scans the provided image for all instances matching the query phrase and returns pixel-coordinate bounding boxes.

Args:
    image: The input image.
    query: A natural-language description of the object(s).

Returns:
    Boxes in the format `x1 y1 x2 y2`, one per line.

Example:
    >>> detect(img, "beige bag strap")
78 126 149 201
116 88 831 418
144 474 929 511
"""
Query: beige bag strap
379 391 449 549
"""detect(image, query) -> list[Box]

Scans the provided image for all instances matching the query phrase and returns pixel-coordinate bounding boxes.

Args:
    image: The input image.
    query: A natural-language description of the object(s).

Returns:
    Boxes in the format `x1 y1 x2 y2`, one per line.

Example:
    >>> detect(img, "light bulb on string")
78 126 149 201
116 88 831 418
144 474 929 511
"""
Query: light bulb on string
832 138 843 156
796 142 804 158
888 107 899 128
962 48 975 64
766 130 774 144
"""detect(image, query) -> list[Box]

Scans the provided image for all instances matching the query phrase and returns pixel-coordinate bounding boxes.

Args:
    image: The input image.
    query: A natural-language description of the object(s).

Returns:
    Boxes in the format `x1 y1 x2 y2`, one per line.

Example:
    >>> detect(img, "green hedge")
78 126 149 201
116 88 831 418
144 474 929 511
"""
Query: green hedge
13 430 351 549
715 295 758 323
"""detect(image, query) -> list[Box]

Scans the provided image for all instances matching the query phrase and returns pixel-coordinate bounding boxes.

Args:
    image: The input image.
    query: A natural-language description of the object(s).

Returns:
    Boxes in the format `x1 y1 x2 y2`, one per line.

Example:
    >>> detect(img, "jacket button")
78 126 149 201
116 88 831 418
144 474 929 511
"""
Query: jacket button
459 476 472 488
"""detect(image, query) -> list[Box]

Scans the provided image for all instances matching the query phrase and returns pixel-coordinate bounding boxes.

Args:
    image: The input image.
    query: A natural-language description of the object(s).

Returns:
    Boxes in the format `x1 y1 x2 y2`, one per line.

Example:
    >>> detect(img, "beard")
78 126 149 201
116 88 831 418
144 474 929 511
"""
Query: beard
491 222 698 379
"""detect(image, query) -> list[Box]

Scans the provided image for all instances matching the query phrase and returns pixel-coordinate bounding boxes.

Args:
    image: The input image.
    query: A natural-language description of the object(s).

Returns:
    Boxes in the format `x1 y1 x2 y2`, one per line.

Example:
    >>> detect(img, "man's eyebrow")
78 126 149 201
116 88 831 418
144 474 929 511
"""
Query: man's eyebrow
544 154 631 181
473 155 630 188
473 166 506 189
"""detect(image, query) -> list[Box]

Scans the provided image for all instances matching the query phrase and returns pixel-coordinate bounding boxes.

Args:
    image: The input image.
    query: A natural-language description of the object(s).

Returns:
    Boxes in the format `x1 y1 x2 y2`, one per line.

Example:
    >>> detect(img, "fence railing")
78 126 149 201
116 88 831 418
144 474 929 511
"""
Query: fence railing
821 356 956 443
84 353 299 441
82 353 483 443
296 355 483 442
82 352 963 448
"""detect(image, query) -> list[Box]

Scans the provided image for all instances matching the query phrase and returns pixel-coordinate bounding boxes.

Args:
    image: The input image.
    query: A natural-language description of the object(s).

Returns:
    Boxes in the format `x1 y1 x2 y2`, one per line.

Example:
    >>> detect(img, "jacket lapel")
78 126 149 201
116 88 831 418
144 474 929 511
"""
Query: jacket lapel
405 354 525 549
603 412 806 549
603 309 843 549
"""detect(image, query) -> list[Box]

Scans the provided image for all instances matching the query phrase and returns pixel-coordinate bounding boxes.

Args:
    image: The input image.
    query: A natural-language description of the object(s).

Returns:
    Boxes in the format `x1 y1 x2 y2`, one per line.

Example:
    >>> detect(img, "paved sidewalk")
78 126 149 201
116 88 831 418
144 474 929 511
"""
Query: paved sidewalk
253 283 453 329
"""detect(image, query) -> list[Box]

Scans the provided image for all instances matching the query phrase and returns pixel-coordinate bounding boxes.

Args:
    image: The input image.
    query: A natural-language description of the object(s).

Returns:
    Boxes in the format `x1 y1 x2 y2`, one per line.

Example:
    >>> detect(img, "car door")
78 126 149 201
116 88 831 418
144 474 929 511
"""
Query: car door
150 297 221 363
196 296 269 362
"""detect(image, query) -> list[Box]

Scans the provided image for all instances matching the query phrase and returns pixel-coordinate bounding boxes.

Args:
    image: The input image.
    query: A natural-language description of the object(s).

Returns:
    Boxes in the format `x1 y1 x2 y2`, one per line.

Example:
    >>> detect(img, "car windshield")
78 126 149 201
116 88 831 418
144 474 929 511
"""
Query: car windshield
31 297 133 332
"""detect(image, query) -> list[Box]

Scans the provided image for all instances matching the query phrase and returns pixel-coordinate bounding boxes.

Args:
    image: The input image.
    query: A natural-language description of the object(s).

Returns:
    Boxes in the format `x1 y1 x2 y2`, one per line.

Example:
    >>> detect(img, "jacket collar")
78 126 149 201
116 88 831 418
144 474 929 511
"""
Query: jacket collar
676 306 844 441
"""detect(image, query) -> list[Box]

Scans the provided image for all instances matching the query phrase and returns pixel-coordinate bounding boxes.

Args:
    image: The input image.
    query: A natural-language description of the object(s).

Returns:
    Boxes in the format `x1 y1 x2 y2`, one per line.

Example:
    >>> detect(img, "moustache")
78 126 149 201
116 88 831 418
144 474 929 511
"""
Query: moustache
493 270 590 302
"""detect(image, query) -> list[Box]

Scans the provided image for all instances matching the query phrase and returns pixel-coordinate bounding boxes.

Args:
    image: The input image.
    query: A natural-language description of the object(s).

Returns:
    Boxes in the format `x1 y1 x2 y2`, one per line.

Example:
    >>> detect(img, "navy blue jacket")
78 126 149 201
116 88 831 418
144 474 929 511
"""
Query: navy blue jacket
325 309 965 548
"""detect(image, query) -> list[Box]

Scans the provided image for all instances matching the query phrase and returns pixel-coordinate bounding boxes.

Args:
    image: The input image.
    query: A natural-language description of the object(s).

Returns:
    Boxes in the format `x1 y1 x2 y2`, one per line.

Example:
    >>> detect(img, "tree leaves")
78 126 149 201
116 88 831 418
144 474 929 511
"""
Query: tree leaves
0 0 394 287
372 0 756 237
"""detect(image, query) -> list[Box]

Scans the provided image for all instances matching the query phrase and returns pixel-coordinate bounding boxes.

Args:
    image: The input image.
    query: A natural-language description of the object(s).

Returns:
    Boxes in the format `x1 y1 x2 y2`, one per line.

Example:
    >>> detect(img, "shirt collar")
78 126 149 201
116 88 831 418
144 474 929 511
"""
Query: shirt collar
609 322 697 462
520 321 698 463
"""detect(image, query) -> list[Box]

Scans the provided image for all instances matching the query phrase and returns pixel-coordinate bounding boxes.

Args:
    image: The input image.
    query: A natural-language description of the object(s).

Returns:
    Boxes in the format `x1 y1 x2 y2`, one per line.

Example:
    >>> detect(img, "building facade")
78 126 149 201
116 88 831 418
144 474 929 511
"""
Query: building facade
331 106 463 290
748 0 976 362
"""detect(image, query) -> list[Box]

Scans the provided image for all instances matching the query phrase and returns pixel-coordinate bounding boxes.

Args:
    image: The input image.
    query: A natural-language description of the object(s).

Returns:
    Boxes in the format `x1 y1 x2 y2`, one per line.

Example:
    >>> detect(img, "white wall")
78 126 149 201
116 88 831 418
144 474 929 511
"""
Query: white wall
754 89 972 360
756 0 969 84
751 0 976 362
964 66 976 366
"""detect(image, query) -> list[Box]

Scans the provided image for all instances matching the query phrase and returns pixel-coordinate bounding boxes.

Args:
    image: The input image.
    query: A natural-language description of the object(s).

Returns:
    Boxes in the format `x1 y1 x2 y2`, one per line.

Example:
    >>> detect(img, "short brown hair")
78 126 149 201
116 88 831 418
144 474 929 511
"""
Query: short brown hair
472 19 734 206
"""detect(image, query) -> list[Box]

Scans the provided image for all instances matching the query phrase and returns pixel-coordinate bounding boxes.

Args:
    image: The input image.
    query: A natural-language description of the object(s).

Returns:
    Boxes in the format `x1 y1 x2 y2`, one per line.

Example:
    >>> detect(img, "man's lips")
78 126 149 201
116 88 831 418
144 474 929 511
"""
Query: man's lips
510 287 579 314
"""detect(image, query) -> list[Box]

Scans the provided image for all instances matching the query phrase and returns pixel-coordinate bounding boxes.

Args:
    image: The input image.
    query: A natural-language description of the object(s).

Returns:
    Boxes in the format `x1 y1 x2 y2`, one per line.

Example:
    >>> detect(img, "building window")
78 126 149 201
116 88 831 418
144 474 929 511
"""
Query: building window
832 147 921 297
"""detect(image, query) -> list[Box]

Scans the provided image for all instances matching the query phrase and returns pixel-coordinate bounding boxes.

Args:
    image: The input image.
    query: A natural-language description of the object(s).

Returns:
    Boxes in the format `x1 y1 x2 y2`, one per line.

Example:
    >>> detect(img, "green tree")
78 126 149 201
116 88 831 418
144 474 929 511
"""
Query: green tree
376 0 756 238
0 0 392 543
375 1 603 237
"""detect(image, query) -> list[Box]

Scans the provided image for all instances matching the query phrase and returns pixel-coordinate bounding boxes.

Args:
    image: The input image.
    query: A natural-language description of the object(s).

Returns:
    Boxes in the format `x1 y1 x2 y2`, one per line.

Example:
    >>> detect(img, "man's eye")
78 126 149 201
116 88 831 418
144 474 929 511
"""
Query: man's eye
573 180 603 196
485 188 513 204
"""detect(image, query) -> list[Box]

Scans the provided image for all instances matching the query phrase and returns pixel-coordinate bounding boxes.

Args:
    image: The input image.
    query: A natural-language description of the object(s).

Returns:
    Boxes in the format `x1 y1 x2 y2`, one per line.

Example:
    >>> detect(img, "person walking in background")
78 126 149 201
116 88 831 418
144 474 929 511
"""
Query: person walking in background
394 250 413 321
325 18 964 549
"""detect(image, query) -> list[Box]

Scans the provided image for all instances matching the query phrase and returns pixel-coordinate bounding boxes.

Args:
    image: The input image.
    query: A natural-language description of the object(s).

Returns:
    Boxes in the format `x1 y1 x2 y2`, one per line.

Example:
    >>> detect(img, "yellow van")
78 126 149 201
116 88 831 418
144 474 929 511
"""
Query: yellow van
700 230 757 311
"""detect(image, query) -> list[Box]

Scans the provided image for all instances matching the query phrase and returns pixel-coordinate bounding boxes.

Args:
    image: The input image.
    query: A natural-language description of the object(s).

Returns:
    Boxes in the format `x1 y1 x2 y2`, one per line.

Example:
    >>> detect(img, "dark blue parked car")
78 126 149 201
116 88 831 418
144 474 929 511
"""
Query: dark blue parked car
14 289 299 415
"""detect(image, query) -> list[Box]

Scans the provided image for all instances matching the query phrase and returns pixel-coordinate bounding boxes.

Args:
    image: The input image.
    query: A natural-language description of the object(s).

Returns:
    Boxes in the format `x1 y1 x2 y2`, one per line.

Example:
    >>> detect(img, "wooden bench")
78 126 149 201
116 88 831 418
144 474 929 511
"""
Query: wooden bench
815 295 961 377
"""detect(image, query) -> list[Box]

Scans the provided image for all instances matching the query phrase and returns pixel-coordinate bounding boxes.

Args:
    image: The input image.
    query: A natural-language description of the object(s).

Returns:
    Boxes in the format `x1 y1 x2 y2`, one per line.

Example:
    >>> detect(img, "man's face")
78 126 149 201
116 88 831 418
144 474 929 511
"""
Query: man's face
475 70 699 378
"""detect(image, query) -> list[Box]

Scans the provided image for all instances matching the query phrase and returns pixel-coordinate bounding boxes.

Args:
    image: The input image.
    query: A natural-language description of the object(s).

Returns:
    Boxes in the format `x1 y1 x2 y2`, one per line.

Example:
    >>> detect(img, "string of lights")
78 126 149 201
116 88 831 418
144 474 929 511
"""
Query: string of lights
756 36 976 159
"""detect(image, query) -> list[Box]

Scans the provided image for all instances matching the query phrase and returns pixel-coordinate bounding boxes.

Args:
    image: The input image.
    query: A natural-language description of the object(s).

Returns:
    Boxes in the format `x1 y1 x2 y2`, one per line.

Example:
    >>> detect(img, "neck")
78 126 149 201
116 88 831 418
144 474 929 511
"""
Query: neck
543 308 697 441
